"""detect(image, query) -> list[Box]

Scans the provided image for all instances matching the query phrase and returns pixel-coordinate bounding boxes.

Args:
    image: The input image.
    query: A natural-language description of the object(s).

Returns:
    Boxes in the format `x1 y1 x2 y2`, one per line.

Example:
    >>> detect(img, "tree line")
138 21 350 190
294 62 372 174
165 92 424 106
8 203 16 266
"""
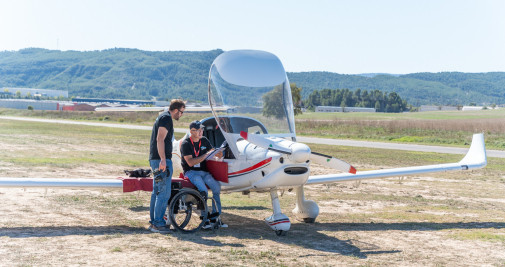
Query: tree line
304 88 408 113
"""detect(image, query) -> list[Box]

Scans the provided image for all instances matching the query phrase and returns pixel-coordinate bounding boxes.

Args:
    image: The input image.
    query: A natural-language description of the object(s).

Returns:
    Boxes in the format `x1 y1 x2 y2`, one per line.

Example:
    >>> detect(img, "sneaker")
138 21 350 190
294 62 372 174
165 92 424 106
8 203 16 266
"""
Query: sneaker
202 220 212 230
209 218 228 229
218 219 228 228
150 225 172 234
147 223 154 231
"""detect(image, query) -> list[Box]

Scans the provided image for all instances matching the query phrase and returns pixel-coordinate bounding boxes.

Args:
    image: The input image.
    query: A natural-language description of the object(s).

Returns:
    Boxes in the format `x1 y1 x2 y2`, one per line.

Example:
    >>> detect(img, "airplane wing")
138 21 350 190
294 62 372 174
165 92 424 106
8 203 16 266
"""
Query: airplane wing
306 133 487 185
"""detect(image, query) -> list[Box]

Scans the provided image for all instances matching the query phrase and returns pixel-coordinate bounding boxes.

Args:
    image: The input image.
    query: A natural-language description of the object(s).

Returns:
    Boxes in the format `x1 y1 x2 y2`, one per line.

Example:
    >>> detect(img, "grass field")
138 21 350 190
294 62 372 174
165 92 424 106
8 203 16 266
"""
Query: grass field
2 108 505 150
296 110 505 149
1 118 505 265
297 108 505 120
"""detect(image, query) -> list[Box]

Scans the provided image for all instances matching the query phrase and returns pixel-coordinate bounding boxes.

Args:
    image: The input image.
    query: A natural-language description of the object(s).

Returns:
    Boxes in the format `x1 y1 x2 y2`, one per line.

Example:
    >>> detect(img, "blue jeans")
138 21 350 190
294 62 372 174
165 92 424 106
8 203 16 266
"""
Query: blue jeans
149 159 173 227
185 170 222 214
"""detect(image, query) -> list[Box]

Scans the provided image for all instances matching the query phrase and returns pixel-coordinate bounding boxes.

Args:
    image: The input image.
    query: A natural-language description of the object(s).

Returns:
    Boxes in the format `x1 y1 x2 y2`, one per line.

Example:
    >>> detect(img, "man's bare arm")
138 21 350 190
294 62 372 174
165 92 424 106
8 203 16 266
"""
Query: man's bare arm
183 149 214 167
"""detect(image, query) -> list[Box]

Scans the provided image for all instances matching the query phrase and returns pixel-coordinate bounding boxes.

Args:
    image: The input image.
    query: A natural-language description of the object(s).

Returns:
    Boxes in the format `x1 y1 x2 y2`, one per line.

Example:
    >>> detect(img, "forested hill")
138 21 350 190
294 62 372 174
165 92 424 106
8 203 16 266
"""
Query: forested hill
288 72 505 106
0 48 222 102
1 48 504 105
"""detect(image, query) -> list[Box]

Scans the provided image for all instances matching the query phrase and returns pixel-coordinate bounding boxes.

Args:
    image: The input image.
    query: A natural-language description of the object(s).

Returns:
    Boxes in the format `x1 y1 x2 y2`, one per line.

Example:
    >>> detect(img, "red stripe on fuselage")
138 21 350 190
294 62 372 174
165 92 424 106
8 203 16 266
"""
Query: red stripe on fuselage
228 157 272 176
268 220 290 226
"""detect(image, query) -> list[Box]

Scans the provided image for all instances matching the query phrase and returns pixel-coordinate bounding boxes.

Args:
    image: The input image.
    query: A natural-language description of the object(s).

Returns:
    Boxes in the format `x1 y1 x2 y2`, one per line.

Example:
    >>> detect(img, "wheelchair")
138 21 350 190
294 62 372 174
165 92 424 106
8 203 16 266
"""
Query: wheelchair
165 178 221 233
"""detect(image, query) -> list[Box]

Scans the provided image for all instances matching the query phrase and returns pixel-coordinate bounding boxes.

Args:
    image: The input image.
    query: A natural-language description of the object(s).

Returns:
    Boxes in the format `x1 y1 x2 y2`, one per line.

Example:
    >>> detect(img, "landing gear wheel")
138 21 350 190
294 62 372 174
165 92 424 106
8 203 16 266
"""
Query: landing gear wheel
275 230 287 236
168 189 208 233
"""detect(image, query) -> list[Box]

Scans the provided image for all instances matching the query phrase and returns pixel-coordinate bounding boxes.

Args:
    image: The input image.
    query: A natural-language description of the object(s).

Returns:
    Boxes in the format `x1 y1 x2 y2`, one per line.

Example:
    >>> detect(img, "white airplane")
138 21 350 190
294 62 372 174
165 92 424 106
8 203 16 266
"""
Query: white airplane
0 50 487 236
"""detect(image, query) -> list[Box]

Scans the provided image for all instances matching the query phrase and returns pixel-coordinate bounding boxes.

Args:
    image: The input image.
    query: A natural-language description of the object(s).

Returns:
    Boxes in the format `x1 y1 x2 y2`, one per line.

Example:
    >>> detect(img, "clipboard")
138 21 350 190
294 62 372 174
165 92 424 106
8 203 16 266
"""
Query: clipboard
204 140 227 160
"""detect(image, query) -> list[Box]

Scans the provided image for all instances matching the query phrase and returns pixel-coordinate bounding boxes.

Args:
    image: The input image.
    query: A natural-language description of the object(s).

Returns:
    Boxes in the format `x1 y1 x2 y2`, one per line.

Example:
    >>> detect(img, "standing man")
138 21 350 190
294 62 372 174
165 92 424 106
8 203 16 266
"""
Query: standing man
180 120 227 229
148 99 185 233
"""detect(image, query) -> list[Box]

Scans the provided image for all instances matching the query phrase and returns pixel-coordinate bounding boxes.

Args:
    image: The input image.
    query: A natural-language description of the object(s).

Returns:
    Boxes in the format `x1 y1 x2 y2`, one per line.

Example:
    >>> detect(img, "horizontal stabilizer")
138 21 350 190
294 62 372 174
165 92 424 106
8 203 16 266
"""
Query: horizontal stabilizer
306 133 487 185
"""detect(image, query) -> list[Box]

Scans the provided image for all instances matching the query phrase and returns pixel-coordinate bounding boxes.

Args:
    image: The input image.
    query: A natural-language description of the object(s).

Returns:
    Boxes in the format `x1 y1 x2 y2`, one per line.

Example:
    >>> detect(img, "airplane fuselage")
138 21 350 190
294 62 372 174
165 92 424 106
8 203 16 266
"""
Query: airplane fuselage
172 139 310 193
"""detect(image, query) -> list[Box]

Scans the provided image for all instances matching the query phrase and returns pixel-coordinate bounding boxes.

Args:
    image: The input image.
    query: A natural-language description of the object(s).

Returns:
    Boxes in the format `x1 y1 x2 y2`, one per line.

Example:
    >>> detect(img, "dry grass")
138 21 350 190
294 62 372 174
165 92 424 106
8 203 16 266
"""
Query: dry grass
1 118 505 265
0 108 212 127
298 117 505 133
3 107 505 148
297 117 505 149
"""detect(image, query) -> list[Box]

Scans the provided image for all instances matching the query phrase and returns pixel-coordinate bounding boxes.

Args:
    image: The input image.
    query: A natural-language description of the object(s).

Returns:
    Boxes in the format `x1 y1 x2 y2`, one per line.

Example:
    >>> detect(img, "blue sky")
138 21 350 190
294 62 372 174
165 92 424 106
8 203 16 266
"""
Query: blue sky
1 0 504 74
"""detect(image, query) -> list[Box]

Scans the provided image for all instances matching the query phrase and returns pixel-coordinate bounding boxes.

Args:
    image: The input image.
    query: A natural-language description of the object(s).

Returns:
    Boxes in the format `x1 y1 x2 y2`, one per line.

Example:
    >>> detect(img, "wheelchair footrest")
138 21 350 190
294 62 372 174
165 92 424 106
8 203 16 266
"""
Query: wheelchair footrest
208 212 220 220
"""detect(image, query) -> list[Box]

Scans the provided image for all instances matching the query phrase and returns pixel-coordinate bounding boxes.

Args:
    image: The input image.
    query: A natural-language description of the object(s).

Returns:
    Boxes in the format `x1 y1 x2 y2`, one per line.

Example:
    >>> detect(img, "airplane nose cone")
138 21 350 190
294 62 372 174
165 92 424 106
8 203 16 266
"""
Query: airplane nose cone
289 143 311 163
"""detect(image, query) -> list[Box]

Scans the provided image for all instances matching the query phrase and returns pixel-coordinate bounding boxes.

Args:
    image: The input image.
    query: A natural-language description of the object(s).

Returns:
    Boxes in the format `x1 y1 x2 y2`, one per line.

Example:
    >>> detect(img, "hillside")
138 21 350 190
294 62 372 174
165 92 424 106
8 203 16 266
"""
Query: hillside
287 72 504 106
0 48 222 102
1 48 504 105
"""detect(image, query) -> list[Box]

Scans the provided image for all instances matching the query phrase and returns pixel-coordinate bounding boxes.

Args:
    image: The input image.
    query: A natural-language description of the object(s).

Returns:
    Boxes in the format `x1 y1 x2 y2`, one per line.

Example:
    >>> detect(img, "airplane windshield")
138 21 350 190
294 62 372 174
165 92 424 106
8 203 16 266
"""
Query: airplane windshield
208 50 296 138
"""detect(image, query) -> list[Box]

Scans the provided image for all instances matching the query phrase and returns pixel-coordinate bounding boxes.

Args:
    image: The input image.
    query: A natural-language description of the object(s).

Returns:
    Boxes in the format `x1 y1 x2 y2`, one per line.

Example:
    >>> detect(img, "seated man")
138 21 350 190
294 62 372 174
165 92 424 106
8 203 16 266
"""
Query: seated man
180 120 227 229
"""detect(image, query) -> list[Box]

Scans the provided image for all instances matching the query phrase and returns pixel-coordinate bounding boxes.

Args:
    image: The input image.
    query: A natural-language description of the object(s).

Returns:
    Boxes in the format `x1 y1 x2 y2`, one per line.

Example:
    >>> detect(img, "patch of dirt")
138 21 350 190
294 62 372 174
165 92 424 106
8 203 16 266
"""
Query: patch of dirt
1 139 505 265
0 163 123 179
2 166 505 266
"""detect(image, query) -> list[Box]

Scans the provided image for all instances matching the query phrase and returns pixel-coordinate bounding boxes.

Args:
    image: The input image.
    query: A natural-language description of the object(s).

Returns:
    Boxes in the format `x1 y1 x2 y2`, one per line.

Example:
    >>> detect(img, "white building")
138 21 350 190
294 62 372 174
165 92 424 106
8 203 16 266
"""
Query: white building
0 99 61 110
315 106 375 113
461 106 499 111
419 105 459 112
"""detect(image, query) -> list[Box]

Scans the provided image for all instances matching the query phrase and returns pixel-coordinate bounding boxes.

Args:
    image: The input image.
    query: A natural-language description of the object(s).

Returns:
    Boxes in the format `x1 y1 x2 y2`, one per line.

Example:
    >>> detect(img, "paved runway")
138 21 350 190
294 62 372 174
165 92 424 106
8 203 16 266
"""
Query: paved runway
2 116 504 158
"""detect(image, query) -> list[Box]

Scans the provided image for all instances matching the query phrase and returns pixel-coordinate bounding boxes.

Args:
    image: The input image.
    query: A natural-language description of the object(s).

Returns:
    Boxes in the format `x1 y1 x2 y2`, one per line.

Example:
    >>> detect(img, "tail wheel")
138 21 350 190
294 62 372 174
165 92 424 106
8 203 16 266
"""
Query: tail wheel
168 189 208 233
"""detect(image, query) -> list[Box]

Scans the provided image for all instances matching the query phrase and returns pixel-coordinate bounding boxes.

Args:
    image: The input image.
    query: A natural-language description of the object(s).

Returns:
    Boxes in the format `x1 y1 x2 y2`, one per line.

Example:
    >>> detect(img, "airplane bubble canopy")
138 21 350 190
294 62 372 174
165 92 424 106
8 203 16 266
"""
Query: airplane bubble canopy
208 50 296 137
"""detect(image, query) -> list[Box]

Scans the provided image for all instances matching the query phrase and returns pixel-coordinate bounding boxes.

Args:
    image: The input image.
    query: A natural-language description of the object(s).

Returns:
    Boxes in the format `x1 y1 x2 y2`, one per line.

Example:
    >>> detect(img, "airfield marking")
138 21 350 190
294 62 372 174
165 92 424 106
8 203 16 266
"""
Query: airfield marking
2 116 504 158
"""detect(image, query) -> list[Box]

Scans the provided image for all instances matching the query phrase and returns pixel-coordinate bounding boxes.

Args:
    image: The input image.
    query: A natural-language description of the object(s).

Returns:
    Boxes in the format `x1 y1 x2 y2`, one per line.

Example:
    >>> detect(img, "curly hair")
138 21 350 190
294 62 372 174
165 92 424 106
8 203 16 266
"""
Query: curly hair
168 99 186 111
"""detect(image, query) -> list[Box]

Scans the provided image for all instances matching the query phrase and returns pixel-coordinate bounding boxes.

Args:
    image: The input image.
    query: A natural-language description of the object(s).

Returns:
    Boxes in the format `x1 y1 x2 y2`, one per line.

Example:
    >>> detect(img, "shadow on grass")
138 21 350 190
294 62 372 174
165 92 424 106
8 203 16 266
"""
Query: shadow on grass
0 225 147 238
3 215 504 259
180 213 398 259
127 205 269 212
129 205 149 212
225 205 269 211
172 213 505 258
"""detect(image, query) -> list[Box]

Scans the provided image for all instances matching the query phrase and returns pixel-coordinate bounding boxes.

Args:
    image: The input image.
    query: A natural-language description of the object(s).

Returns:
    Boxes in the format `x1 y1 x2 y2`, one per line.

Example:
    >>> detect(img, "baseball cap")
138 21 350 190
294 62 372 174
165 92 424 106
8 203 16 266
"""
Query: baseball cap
189 120 204 130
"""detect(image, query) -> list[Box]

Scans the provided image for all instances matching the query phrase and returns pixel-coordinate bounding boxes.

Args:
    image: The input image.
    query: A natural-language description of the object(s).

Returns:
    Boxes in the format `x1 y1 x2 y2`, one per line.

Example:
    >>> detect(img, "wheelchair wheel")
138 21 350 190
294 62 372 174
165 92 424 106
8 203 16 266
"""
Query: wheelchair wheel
168 189 208 233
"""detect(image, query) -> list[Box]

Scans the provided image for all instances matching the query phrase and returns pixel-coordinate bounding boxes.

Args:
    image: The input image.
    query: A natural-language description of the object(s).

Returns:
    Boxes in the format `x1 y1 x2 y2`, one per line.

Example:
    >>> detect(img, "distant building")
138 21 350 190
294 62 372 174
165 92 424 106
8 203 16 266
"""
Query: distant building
1 88 68 98
72 97 152 105
460 106 499 111
61 103 75 111
154 100 170 107
228 106 262 113
0 91 13 97
0 99 60 110
315 106 375 113
419 105 459 112
316 106 343 112
73 103 96 111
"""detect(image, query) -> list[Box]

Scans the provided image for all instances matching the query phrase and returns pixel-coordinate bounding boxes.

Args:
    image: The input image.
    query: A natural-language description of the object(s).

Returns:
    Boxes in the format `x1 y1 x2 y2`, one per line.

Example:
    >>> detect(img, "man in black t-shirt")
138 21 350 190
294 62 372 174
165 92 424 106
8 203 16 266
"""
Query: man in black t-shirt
148 99 185 234
181 120 227 229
